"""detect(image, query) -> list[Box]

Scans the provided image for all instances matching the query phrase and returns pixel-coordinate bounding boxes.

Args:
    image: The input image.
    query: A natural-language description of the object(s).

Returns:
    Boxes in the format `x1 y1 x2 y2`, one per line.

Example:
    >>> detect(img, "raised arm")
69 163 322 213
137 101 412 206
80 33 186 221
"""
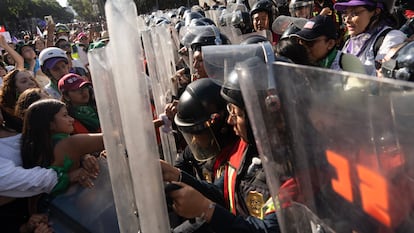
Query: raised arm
0 34 24 70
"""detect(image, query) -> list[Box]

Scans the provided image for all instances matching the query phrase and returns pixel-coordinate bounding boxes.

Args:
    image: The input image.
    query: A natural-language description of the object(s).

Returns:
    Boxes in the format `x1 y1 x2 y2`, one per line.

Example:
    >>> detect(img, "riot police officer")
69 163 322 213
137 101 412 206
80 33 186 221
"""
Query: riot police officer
161 57 283 233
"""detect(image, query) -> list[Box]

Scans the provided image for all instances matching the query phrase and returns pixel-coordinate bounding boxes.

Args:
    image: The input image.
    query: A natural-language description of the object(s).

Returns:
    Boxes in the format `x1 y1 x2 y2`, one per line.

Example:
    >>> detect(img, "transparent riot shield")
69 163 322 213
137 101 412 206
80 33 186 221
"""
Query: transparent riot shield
88 46 140 232
204 9 221 26
239 62 414 233
202 41 275 82
48 158 120 233
217 26 243 44
84 0 172 232
141 28 178 164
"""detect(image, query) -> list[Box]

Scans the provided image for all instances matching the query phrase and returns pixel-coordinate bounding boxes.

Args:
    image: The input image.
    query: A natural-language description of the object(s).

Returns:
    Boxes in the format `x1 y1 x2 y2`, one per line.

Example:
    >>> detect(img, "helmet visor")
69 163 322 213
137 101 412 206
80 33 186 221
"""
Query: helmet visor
181 126 221 161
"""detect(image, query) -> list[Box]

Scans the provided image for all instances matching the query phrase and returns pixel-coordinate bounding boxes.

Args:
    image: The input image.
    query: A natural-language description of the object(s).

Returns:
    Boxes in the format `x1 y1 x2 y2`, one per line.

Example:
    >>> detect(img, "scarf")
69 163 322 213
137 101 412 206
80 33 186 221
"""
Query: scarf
71 105 100 132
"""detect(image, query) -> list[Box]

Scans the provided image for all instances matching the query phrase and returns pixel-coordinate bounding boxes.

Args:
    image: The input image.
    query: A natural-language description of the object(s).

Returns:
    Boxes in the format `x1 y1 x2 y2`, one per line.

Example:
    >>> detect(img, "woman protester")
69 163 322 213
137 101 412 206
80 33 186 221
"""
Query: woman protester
0 70 40 132
58 73 100 134
334 0 407 76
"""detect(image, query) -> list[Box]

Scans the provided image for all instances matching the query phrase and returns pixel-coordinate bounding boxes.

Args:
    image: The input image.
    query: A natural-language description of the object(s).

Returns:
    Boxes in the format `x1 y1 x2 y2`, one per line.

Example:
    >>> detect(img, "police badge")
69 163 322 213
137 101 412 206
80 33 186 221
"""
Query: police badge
246 191 264 219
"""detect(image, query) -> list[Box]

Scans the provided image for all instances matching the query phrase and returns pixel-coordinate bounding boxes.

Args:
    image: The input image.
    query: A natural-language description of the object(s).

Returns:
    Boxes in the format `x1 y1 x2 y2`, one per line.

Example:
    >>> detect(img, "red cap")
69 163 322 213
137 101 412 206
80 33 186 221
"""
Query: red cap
58 73 91 93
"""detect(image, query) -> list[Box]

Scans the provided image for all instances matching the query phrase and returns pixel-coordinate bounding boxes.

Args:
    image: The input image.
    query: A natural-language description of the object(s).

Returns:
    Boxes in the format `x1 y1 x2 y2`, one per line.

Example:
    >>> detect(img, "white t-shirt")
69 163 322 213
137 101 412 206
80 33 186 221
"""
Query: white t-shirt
0 134 58 197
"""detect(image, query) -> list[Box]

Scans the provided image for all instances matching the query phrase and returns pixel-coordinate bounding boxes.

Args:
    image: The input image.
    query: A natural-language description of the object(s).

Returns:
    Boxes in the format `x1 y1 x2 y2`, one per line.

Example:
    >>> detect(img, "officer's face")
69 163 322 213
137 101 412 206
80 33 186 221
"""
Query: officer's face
193 50 208 79
252 12 270 31
227 103 248 142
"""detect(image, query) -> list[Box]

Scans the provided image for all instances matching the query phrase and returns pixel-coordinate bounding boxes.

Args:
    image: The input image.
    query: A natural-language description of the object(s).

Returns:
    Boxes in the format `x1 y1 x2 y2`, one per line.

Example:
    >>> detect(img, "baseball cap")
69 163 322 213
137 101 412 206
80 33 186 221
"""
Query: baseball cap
290 15 338 41
43 57 68 70
76 32 88 41
58 73 91 92
334 0 383 11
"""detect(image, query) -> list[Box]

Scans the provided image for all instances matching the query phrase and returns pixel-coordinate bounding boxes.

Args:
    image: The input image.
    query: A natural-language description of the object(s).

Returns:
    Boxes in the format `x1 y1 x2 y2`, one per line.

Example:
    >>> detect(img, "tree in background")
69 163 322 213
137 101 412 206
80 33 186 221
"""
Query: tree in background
0 0 73 37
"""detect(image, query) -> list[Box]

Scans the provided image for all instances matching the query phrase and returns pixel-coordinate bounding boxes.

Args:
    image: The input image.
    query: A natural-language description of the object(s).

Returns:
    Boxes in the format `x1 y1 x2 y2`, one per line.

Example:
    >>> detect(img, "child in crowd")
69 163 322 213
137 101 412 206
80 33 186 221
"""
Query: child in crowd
14 87 50 119
39 47 70 99
21 99 102 188
58 73 101 134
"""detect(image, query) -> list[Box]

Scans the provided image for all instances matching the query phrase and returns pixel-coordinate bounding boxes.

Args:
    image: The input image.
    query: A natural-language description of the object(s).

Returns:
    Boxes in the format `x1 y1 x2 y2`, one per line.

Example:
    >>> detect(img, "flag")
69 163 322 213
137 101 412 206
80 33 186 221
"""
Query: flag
36 26 43 36
0 25 5 32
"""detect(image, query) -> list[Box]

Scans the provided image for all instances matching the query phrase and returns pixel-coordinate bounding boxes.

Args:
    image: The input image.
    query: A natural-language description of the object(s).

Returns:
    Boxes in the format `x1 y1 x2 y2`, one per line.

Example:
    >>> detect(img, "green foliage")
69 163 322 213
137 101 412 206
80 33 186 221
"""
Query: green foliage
0 0 74 35
68 0 98 21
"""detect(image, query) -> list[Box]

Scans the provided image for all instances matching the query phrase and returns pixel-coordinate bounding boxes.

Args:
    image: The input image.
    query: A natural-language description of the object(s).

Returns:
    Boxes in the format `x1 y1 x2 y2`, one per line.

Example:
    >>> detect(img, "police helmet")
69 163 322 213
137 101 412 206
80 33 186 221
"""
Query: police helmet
189 17 216 27
240 34 269 44
289 0 314 17
175 78 228 161
280 22 302 40
190 26 231 51
381 41 414 82
250 0 278 24
178 6 189 19
184 11 204 26
175 78 226 129
232 11 254 34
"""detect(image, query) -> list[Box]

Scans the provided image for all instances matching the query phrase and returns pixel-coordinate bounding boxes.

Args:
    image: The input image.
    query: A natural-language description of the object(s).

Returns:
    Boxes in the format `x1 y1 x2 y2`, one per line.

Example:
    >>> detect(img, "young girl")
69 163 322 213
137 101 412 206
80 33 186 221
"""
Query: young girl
58 73 101 134
21 99 102 190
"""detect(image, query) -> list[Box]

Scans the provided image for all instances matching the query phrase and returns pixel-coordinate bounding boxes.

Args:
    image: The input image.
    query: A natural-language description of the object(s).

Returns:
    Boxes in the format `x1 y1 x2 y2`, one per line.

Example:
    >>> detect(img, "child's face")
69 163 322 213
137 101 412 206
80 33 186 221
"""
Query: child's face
49 61 70 81
50 106 74 134
66 86 90 106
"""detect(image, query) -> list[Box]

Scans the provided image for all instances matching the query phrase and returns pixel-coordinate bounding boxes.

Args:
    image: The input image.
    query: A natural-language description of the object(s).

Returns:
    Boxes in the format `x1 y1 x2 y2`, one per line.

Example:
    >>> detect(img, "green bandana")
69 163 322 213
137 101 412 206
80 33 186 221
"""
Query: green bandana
318 49 338 69
72 105 100 132
49 156 73 196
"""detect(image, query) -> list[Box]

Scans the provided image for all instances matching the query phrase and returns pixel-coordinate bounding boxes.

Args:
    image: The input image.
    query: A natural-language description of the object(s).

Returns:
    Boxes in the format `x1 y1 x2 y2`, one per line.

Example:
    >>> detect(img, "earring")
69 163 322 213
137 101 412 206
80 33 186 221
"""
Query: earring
1 121 5 127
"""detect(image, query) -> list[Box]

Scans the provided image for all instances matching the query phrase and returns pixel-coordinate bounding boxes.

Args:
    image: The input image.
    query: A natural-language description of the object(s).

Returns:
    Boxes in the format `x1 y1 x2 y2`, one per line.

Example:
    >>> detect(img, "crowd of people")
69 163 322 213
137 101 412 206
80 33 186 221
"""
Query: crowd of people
1 0 414 232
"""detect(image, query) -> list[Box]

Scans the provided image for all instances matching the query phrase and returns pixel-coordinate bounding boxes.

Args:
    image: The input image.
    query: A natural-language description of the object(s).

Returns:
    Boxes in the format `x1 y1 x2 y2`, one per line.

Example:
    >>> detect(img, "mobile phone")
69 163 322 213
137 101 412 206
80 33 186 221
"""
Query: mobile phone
44 15 54 24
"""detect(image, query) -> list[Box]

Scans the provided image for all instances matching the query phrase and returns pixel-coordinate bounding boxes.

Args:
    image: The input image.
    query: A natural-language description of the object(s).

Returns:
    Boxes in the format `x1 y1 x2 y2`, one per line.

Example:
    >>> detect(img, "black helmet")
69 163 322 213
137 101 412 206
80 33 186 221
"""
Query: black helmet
221 56 267 108
280 22 302 40
289 0 314 18
240 34 269 44
189 17 216 27
190 26 231 51
178 6 189 19
250 0 278 24
175 79 226 129
175 78 229 161
184 11 204 26
232 11 254 34
381 41 414 82
221 56 268 143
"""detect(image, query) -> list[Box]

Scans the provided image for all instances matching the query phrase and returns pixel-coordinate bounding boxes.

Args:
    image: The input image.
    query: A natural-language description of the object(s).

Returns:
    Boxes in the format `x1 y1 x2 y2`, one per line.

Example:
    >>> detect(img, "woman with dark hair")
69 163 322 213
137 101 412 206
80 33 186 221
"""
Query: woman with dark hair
0 70 40 132
14 87 50 120
334 0 407 76
275 38 311 65
58 73 101 134
21 99 102 186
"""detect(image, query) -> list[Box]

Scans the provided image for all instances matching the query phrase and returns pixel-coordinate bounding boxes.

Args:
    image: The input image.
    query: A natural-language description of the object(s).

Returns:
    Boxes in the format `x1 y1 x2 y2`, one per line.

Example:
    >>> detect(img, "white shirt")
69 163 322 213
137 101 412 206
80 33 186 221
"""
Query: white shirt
44 81 62 100
0 134 58 197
